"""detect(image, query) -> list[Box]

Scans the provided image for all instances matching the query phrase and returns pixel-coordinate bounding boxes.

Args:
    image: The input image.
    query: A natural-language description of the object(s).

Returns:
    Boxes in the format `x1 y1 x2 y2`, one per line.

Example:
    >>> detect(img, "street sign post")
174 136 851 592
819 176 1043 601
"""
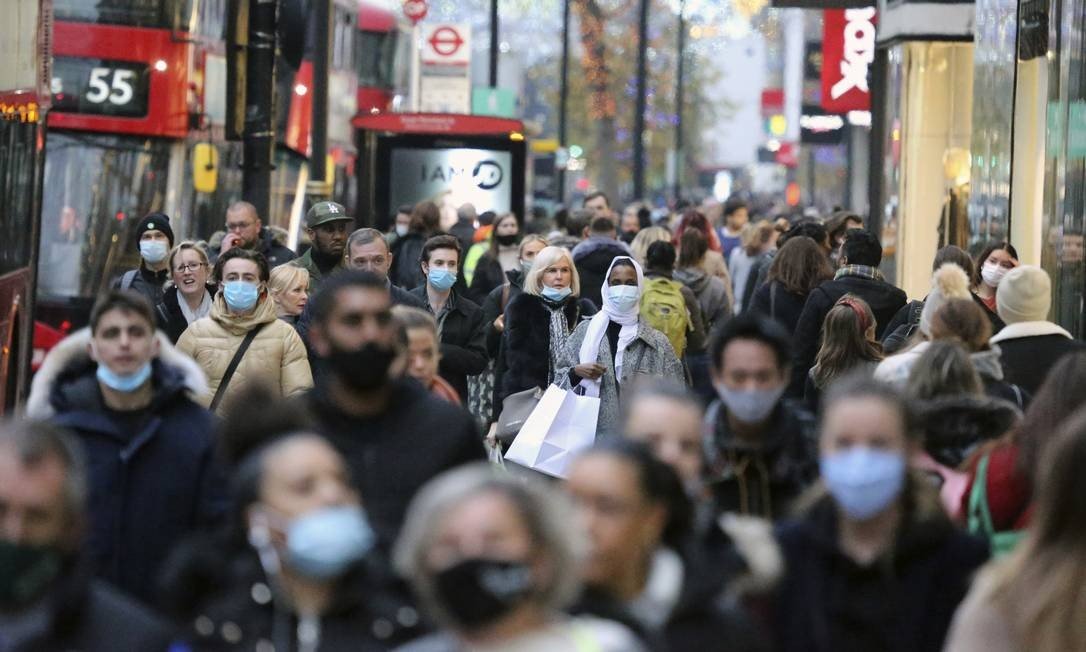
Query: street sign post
419 23 471 114
403 0 427 23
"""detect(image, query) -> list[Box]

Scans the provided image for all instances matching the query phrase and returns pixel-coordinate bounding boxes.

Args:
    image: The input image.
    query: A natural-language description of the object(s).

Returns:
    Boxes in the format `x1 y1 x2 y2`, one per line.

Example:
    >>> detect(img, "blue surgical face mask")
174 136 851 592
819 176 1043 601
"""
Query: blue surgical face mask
139 240 169 265
286 506 375 580
607 284 641 312
520 260 534 278
223 280 260 311
820 447 906 520
97 361 152 393
428 267 457 291
541 285 572 303
715 383 785 424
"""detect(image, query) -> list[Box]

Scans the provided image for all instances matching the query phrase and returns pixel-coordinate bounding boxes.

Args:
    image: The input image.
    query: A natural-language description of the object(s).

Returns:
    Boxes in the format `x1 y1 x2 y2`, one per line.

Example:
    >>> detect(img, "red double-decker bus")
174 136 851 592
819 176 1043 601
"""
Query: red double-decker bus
35 0 366 333
0 0 51 412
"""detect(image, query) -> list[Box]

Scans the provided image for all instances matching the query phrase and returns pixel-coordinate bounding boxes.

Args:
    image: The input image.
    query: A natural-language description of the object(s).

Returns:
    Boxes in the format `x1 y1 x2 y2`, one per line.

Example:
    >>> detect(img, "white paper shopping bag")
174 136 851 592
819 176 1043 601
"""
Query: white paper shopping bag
504 385 599 478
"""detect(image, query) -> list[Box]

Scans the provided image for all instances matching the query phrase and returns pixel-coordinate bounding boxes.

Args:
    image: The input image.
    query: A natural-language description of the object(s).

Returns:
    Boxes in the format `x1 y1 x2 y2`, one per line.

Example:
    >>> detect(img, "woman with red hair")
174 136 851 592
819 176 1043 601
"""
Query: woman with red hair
673 209 732 287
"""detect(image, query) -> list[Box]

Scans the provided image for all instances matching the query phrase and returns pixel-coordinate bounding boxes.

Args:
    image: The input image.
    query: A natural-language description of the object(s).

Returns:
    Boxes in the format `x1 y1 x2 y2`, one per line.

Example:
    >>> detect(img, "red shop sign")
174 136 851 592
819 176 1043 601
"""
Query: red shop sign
821 8 876 113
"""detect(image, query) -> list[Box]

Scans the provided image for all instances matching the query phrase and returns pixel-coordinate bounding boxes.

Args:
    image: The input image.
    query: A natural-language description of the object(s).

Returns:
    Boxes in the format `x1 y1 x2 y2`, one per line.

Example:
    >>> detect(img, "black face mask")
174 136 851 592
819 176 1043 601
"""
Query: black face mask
433 557 534 628
495 233 519 247
325 342 397 391
0 540 64 610
619 230 638 244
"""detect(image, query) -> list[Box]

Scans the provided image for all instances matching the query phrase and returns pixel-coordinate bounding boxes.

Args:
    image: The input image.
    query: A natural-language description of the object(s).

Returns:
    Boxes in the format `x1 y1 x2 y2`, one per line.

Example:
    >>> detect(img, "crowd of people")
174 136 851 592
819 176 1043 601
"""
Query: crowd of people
4 191 1086 651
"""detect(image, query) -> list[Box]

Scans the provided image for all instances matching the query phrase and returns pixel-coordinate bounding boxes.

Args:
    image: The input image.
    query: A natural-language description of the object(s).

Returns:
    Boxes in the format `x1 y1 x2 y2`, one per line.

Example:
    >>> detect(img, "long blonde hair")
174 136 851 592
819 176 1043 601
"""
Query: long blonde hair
630 226 671 266
982 407 1086 651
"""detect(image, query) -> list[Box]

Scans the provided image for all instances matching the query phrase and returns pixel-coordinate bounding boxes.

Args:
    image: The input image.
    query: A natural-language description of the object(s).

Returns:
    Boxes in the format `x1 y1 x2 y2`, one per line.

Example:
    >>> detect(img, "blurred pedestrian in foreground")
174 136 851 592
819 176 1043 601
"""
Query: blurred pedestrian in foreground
0 420 174 650
161 391 421 650
393 464 644 651
305 272 483 548
178 248 313 411
567 440 768 652
773 377 988 652
944 405 1086 652
26 291 225 603
704 314 817 519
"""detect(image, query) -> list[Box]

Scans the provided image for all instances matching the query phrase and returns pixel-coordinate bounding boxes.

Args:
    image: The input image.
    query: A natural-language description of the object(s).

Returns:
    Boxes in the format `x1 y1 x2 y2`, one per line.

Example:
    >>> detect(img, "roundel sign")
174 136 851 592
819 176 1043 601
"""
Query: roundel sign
421 24 471 65
402 0 427 24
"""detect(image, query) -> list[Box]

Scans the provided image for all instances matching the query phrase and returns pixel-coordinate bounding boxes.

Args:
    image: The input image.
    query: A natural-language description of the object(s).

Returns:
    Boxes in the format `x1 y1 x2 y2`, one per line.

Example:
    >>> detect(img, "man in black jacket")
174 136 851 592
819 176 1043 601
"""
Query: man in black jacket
111 212 174 308
211 201 296 267
0 420 174 649
305 272 485 547
705 314 819 520
344 228 426 309
572 217 633 308
409 235 488 401
25 291 226 603
790 229 906 396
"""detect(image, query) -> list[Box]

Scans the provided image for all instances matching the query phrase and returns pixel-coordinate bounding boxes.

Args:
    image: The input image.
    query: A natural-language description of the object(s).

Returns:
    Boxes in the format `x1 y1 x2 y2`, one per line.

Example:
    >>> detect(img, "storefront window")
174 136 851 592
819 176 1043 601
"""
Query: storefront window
38 132 171 300
1041 0 1086 336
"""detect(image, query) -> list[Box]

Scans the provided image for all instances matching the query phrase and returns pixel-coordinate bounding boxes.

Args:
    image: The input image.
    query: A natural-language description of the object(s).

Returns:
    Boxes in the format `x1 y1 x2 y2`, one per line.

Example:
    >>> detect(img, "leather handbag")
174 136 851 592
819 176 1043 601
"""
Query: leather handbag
494 386 545 444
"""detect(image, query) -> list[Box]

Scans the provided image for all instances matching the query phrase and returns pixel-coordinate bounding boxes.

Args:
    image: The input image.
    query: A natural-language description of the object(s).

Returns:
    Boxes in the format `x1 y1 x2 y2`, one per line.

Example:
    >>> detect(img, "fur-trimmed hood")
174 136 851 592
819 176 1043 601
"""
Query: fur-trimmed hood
26 328 208 419
916 394 1020 468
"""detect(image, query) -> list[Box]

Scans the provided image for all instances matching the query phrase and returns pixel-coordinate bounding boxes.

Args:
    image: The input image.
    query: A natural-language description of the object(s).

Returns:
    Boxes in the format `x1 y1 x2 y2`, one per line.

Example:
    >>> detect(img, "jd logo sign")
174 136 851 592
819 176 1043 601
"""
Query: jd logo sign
473 160 503 190
821 8 876 113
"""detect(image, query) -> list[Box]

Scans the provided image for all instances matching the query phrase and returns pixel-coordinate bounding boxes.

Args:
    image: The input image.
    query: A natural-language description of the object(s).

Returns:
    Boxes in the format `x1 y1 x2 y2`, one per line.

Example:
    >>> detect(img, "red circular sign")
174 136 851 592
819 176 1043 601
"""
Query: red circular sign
403 0 427 23
428 26 464 57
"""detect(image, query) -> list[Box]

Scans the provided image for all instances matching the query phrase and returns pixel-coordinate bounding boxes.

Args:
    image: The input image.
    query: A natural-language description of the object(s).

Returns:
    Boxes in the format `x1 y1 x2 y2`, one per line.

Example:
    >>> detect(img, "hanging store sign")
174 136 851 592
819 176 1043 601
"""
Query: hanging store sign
821 8 876 114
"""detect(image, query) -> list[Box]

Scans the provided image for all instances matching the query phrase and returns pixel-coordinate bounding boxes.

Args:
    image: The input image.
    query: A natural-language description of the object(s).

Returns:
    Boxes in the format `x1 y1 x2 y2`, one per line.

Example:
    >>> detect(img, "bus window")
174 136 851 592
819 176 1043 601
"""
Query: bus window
38 132 171 300
0 120 36 276
53 0 184 29
356 30 397 90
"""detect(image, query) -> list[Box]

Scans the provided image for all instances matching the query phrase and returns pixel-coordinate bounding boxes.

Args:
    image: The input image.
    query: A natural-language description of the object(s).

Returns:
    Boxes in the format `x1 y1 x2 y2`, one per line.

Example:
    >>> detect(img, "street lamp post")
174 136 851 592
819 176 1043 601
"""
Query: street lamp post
557 0 571 205
308 0 331 202
673 0 685 203
632 0 650 201
489 0 499 87
242 0 279 220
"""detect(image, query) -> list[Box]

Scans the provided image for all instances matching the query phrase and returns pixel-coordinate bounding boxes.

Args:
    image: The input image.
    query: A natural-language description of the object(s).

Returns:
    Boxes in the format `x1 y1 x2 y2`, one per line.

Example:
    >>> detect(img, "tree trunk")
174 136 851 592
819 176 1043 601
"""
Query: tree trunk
575 0 618 201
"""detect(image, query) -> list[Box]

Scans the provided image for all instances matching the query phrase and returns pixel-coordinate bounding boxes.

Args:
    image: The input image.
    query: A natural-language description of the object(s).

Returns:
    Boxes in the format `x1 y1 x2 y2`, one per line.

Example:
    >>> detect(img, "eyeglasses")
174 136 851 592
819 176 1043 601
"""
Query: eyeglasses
174 263 205 273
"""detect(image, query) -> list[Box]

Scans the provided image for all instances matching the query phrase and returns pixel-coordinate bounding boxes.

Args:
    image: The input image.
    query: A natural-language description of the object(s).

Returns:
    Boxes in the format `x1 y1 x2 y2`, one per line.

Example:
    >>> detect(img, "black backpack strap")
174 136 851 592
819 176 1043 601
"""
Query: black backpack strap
209 322 268 411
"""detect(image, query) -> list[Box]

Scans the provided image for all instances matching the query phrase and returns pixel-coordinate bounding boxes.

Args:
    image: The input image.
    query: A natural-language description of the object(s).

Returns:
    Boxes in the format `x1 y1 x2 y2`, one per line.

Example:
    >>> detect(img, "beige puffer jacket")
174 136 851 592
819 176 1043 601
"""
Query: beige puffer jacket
177 293 312 411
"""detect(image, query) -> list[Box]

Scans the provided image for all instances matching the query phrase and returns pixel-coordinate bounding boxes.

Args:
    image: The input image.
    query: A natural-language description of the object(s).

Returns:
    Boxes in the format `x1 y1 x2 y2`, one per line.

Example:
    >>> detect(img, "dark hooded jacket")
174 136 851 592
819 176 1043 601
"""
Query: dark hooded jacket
389 232 427 291
4 561 175 651
572 237 632 307
746 281 809 336
773 493 989 652
25 329 227 603
916 394 1020 468
703 399 819 520
674 266 732 333
497 287 597 421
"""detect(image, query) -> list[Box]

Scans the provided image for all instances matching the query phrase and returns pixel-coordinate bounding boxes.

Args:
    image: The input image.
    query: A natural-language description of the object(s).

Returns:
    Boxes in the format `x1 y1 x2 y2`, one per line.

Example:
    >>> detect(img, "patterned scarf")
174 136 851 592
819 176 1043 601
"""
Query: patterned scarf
544 299 572 383
835 264 884 282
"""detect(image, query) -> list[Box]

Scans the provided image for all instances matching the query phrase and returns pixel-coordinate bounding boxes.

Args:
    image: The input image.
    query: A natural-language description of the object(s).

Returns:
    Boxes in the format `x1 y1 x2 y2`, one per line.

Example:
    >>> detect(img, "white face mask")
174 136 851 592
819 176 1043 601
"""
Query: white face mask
981 262 1009 288
607 285 641 312
395 224 409 237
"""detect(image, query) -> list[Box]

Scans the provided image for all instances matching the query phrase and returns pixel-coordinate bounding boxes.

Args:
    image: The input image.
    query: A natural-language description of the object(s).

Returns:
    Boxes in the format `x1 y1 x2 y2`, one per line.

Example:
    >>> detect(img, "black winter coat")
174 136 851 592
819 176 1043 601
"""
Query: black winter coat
155 284 216 343
408 287 488 400
497 291 597 420
466 254 507 305
159 534 424 651
746 281 809 336
36 342 226 603
111 264 170 308
307 380 484 548
573 238 631 308
916 394 1020 468
9 564 175 651
773 497 988 652
389 233 427 290
791 275 907 396
991 328 1086 395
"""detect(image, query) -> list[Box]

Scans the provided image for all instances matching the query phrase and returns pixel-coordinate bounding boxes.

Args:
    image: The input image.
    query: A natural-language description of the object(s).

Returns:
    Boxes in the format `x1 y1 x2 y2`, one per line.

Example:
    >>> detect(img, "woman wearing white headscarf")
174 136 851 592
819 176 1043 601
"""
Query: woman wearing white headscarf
556 256 684 436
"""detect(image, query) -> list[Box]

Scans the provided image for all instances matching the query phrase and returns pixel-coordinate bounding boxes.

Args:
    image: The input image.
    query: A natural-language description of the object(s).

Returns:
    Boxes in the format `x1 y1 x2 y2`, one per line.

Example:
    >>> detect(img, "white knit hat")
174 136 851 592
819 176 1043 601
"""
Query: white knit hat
919 263 971 337
997 265 1051 324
